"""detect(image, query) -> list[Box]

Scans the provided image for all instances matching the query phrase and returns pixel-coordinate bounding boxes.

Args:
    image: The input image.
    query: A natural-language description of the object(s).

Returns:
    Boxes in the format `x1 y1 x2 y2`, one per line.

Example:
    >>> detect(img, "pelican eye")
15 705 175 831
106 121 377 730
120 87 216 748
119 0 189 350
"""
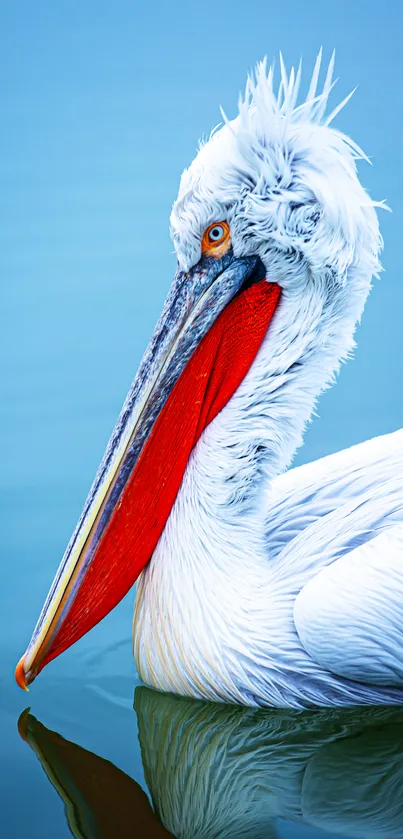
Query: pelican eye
209 225 225 242
201 221 231 256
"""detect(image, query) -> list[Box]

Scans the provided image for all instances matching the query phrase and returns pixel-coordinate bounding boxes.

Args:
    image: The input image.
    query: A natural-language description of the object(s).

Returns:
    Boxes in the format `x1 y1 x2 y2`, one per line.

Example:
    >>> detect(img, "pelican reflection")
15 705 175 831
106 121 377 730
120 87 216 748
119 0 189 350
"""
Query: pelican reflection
19 690 403 838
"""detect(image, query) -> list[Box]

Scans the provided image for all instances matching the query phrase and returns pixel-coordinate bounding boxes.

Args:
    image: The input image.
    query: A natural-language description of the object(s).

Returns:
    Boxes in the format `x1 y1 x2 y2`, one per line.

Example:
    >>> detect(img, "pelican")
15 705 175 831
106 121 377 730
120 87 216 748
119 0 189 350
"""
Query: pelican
16 53 403 707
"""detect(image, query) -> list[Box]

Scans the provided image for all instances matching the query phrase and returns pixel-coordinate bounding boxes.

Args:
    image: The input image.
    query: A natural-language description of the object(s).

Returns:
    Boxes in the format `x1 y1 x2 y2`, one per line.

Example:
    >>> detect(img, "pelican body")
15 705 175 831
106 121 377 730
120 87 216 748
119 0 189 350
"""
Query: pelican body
16 54 403 708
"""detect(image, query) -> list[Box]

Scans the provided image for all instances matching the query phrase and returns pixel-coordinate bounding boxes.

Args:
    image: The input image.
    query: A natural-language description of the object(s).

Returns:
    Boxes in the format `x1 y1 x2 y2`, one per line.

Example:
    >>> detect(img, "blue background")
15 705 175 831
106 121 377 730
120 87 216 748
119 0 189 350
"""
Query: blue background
1 2 402 837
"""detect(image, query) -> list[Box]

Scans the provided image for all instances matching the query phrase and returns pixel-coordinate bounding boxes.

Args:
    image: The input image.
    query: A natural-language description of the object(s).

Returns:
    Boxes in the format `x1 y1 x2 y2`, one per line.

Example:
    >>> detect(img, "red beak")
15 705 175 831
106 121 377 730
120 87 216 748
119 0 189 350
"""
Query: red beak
15 249 280 689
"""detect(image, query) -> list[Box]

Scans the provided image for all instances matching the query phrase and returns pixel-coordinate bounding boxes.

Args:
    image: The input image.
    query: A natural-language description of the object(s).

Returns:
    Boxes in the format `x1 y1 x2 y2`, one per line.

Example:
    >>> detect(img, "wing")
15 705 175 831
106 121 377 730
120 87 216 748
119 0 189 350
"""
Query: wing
265 429 403 559
294 526 403 686
265 430 403 686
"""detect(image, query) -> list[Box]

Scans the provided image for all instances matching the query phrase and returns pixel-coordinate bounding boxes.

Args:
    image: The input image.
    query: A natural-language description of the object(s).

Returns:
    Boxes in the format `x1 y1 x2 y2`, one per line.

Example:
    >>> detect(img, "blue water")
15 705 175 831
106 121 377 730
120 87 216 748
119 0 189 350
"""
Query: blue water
1 3 403 837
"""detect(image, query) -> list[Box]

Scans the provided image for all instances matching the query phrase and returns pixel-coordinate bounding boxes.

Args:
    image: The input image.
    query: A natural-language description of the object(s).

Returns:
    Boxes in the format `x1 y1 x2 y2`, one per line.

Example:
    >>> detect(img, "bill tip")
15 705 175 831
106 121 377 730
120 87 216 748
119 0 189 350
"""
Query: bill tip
15 656 29 692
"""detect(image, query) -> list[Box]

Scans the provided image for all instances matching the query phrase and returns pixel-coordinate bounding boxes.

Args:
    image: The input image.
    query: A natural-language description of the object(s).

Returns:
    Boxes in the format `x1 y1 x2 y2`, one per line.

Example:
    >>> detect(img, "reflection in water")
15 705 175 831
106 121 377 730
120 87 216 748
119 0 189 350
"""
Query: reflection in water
20 691 403 839
18 708 172 839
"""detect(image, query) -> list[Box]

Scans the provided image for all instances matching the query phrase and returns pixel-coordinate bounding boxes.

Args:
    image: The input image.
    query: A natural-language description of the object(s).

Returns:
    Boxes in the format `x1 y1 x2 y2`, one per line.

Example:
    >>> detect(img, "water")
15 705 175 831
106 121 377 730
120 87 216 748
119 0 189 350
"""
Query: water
2 3 403 837
17 698 403 839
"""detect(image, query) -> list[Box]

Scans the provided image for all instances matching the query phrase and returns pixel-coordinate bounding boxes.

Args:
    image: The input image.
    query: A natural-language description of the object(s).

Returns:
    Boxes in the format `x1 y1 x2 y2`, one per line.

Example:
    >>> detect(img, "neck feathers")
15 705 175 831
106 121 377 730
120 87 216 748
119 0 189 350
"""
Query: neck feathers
183 272 364 523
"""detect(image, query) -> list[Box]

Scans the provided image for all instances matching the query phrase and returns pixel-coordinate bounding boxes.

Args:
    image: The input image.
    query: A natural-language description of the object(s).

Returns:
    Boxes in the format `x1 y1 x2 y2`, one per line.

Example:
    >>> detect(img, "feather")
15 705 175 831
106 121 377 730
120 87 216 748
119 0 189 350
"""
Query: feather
324 86 357 126
307 47 323 104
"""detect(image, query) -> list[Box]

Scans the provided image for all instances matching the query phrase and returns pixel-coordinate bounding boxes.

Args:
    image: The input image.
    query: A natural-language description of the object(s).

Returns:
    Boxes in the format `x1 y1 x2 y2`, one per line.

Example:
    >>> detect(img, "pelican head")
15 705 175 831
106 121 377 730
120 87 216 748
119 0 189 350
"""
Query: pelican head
16 53 382 690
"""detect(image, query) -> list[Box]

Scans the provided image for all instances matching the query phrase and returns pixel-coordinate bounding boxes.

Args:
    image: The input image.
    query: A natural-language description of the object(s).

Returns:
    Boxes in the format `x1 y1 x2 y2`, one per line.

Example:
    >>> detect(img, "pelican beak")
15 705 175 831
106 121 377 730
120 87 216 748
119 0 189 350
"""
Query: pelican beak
16 248 281 688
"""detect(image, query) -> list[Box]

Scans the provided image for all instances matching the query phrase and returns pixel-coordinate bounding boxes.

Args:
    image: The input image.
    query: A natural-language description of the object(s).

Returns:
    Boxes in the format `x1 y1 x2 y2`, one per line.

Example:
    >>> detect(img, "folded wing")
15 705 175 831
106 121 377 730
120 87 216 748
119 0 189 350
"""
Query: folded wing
294 525 403 686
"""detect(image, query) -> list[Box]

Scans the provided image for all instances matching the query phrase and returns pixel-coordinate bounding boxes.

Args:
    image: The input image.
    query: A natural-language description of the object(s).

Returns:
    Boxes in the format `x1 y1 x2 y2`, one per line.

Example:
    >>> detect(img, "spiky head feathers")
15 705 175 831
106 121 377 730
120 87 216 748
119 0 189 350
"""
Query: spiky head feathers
170 53 382 322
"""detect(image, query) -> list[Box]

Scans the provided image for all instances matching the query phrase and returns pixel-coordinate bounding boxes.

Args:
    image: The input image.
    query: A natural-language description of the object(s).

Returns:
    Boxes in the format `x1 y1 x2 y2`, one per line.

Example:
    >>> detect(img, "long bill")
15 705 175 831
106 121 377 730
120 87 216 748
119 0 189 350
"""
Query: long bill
15 249 281 689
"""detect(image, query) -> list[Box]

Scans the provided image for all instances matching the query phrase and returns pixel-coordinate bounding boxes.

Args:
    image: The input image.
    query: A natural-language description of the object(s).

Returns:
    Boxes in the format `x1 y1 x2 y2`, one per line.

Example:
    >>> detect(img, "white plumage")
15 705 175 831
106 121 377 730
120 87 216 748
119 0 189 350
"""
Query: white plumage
132 53 403 708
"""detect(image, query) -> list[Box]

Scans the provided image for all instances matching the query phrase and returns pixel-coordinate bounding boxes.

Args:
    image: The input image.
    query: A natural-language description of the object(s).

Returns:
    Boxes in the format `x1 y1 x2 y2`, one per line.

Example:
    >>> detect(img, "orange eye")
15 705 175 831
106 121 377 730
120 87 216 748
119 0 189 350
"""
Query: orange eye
201 221 231 256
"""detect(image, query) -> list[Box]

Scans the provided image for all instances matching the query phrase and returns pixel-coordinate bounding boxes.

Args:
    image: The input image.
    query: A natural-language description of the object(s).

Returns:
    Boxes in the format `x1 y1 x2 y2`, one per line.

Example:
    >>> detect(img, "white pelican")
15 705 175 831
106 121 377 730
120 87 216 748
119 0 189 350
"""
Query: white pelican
16 53 403 707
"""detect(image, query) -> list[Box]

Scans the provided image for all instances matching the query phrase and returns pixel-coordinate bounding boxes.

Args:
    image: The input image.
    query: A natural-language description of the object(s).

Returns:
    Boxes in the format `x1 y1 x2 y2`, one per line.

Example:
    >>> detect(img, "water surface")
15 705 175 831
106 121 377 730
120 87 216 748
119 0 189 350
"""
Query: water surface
13 691 403 838
2 3 403 837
